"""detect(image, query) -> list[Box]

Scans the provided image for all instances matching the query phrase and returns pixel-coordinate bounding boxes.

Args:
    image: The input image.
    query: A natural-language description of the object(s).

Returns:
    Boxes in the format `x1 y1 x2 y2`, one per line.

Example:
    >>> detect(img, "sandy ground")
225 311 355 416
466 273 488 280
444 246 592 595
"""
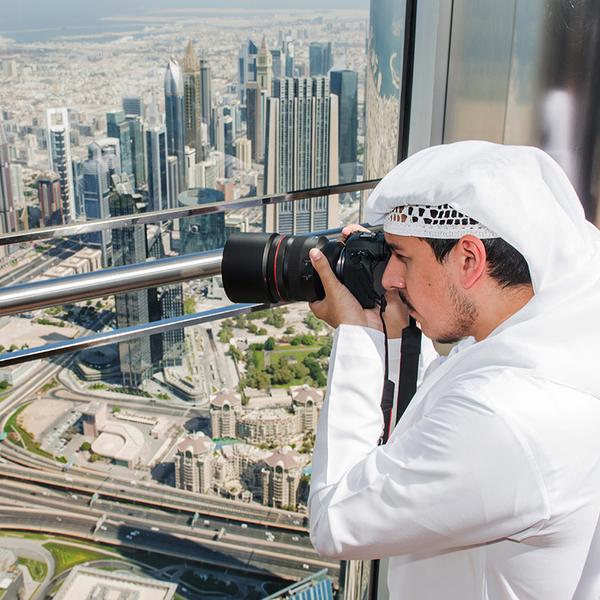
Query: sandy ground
20 399 72 438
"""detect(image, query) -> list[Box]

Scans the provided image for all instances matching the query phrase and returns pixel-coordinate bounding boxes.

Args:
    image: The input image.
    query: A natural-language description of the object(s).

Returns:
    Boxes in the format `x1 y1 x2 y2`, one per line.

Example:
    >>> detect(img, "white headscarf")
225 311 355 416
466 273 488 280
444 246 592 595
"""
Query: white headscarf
365 140 600 403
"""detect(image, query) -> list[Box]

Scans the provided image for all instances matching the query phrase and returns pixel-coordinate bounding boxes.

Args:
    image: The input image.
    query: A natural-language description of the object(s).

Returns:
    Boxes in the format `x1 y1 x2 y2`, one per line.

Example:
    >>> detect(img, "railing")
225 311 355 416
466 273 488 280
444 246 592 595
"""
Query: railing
0 179 379 368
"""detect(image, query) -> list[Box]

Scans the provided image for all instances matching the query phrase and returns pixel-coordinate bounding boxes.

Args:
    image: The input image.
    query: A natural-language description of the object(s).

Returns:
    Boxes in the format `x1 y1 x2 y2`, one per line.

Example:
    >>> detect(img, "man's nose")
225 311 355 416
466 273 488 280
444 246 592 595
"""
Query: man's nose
381 258 406 291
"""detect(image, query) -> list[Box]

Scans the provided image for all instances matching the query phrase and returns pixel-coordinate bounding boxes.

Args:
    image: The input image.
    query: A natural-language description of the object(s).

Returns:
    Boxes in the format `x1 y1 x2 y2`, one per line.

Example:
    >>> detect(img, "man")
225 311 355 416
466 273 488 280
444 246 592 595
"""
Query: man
307 141 600 599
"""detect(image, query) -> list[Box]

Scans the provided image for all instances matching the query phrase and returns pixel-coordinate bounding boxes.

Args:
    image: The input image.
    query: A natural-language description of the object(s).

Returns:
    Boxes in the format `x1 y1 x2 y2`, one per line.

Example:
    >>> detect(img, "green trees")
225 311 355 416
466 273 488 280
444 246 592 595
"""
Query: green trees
263 337 276 351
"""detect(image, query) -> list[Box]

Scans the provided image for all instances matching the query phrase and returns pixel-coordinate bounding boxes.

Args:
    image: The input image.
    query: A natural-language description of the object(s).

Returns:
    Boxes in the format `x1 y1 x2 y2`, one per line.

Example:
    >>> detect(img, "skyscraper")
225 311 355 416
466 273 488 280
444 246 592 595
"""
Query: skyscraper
309 42 333 76
167 156 180 209
0 122 15 234
247 37 272 163
83 142 113 265
37 171 63 226
107 110 133 180
122 96 143 117
256 36 273 93
263 77 339 233
145 105 169 212
330 70 358 185
239 39 258 102
46 108 75 222
164 59 186 192
182 40 203 158
125 115 145 189
146 225 184 369
199 54 213 143
110 173 152 387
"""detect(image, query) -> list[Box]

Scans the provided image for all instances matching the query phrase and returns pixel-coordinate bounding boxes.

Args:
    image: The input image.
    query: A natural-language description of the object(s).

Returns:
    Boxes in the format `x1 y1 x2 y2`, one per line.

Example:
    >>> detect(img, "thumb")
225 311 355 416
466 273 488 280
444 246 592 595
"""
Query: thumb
309 248 341 294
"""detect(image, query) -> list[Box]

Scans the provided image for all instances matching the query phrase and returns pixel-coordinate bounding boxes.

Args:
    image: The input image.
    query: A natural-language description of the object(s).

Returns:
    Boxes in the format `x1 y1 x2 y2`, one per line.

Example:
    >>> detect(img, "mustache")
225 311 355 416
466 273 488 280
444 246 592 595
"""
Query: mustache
397 290 416 312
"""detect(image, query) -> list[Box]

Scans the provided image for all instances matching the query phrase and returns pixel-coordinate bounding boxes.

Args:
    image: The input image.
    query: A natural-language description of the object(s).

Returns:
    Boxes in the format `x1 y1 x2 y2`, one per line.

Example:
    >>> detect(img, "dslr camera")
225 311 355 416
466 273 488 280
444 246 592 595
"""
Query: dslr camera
222 229 390 309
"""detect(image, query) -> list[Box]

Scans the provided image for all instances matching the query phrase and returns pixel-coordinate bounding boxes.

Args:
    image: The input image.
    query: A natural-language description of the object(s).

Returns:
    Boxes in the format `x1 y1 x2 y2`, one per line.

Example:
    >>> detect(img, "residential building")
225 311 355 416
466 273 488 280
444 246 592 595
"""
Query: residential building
174 433 214 493
46 107 75 221
37 171 63 225
263 77 339 233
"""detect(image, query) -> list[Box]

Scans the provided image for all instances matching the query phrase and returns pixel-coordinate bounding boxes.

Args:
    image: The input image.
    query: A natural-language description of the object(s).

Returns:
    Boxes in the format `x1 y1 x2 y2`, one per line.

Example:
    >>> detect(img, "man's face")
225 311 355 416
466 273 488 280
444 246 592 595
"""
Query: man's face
382 234 478 344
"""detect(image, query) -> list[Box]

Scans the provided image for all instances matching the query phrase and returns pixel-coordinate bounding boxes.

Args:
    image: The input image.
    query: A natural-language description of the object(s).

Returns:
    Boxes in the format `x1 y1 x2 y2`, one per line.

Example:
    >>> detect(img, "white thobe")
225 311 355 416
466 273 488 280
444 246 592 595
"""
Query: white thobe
309 325 600 599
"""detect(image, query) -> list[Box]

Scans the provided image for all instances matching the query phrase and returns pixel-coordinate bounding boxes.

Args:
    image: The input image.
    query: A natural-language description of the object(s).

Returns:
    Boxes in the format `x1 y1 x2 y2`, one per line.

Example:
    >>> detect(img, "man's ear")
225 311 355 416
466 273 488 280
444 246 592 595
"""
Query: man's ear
455 235 487 289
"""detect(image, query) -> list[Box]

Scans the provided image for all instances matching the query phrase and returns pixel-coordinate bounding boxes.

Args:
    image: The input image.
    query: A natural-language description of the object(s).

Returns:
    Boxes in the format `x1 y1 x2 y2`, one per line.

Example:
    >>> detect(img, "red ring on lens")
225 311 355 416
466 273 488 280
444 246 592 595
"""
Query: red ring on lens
272 235 286 301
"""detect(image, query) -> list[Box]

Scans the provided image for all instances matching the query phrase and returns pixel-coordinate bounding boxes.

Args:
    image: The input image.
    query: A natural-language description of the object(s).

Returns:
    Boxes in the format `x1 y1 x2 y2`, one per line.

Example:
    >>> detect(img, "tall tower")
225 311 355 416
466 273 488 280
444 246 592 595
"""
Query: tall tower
164 59 186 193
107 110 133 180
125 115 145 189
83 142 113 265
256 36 273 93
37 171 63 226
46 108 75 222
0 122 15 234
182 40 203 159
110 173 152 387
145 104 169 212
309 42 333 76
330 70 358 187
263 77 339 234
199 53 213 143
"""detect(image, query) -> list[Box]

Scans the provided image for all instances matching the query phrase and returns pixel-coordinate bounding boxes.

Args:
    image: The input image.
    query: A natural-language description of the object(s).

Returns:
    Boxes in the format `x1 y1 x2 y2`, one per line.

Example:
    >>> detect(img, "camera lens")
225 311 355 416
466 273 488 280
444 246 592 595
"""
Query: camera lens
222 232 338 304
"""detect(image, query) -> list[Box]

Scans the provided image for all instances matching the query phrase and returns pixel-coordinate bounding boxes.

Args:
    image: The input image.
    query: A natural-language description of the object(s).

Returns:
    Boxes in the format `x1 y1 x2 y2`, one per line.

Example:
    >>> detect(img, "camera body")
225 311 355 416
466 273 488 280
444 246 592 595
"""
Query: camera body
221 229 390 309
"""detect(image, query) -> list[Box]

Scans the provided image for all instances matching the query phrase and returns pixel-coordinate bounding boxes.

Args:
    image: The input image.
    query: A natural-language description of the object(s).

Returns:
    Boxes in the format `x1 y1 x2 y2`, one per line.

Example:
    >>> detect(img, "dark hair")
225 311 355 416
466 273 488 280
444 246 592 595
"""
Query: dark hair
422 238 532 288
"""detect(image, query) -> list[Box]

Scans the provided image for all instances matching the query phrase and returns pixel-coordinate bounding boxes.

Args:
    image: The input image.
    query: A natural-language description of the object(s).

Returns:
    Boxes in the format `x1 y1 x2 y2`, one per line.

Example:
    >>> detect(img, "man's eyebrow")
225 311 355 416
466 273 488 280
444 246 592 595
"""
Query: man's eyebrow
386 241 405 252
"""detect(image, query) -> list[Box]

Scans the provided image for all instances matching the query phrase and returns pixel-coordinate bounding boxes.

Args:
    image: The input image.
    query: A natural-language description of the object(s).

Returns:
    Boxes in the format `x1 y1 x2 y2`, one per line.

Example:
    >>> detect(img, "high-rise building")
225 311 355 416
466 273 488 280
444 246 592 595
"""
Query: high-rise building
182 40 203 160
330 69 358 186
178 188 226 255
167 156 179 209
199 54 213 143
110 173 152 387
261 447 303 510
239 39 258 98
247 37 272 164
174 434 214 493
0 122 15 234
107 110 133 180
256 36 273 93
46 108 75 222
235 137 252 171
309 42 333 76
125 115 145 189
83 142 113 265
271 47 283 79
264 77 339 233
283 39 295 77
184 146 197 188
210 391 241 438
122 96 143 117
146 225 184 369
37 171 63 226
164 59 186 193
72 159 85 218
145 106 169 212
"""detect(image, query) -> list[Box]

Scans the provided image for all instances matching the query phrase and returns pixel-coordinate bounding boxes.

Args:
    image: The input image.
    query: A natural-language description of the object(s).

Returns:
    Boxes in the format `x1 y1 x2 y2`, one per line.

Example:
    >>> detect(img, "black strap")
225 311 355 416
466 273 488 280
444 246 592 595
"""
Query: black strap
396 316 422 425
378 297 396 442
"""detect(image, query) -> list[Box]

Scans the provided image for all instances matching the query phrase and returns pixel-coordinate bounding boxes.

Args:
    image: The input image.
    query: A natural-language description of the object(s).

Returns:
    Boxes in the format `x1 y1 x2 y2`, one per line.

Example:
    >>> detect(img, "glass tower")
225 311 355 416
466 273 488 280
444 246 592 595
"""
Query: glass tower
164 59 186 193
330 70 358 185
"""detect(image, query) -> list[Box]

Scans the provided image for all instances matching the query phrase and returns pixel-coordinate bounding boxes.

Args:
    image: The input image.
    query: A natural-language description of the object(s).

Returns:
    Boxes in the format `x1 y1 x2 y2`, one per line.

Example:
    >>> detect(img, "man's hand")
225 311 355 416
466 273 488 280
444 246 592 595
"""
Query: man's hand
308 224 410 336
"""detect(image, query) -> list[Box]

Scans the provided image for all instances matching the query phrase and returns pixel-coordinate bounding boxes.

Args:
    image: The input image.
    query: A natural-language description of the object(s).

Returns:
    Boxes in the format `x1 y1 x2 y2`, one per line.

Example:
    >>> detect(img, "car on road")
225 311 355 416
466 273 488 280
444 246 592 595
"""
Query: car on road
292 536 299 541
302 564 309 570
151 526 160 532
240 523 248 529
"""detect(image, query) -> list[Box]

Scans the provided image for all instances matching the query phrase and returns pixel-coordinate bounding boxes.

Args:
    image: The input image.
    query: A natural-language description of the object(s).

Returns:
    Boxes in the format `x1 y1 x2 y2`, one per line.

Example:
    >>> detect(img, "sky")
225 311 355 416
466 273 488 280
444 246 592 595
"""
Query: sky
2 0 369 32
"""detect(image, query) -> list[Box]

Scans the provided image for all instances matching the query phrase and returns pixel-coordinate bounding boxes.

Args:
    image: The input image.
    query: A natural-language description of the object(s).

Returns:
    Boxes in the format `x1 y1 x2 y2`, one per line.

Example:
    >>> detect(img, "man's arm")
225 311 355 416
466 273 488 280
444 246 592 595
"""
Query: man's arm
308 326 550 559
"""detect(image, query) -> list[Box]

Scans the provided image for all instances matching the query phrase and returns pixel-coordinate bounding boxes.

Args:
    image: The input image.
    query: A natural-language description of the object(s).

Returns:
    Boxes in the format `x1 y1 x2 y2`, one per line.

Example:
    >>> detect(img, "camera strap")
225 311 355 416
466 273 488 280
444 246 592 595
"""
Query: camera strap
396 317 422 426
379 303 422 442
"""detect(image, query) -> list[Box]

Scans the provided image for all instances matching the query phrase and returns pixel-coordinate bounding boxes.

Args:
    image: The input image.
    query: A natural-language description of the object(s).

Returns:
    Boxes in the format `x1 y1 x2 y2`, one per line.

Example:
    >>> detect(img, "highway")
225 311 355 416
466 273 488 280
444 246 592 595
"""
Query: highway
0 330 339 587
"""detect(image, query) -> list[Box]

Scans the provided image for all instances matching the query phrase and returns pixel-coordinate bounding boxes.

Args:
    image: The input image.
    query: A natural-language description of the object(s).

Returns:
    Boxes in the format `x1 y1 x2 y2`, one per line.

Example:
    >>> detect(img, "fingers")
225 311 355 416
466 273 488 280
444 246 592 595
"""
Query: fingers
309 248 341 294
341 223 370 242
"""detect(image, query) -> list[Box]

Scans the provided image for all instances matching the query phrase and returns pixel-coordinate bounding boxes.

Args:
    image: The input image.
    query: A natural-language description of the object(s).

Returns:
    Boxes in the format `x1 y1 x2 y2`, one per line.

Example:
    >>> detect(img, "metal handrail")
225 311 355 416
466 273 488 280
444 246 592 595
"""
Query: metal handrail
0 302 270 368
0 249 222 317
0 179 379 245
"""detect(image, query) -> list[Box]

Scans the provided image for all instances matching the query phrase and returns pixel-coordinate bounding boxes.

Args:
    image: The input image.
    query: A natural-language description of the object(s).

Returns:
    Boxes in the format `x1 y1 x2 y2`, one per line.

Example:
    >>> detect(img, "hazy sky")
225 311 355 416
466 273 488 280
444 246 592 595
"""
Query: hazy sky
3 0 369 32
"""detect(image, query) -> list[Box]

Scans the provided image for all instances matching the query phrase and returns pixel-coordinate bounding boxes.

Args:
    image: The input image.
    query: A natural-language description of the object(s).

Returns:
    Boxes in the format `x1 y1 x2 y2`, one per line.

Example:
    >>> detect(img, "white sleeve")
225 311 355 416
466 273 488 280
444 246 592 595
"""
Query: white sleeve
309 326 550 560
